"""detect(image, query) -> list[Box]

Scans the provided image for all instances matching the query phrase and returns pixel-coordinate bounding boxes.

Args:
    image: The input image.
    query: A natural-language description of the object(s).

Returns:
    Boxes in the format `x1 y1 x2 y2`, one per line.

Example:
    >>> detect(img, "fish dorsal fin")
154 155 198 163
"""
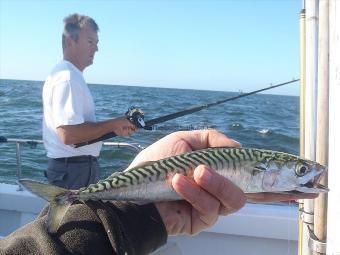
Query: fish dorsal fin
124 161 156 172
108 171 122 178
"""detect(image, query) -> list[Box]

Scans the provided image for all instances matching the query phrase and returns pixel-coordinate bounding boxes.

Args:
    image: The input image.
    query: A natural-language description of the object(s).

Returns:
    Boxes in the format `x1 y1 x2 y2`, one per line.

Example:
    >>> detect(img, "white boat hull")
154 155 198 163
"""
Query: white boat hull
0 183 298 255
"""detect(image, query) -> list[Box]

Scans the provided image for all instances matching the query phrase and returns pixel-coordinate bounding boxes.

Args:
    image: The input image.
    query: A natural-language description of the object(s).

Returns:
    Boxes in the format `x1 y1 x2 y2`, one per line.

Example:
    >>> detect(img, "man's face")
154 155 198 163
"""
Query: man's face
73 24 98 70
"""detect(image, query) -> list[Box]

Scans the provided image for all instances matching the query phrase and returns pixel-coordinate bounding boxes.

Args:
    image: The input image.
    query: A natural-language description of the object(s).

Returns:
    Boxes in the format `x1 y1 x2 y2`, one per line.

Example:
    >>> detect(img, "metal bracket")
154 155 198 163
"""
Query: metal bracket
307 225 327 254
299 208 314 224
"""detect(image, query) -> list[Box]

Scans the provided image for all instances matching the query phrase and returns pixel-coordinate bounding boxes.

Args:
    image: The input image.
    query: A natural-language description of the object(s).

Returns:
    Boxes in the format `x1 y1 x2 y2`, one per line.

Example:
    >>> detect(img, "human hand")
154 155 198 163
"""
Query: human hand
111 116 136 136
129 129 246 235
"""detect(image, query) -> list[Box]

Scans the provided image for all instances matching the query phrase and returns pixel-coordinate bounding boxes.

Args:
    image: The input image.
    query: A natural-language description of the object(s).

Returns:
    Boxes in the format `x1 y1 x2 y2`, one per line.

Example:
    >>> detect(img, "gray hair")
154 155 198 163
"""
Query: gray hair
62 13 99 50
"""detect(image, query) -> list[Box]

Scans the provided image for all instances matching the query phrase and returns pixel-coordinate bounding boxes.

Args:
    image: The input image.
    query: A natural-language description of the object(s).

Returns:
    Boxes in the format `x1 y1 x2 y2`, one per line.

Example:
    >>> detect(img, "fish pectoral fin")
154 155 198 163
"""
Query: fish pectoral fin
252 163 267 175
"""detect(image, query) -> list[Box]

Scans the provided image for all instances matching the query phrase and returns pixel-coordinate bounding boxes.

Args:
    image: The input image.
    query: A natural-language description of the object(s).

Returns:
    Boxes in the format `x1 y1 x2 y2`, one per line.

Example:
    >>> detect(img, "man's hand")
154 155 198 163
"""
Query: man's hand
110 116 136 136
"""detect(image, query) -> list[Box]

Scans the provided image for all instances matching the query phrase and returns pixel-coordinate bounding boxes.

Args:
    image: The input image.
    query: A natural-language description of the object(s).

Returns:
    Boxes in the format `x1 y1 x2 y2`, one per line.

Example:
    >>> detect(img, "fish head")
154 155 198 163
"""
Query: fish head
262 158 328 193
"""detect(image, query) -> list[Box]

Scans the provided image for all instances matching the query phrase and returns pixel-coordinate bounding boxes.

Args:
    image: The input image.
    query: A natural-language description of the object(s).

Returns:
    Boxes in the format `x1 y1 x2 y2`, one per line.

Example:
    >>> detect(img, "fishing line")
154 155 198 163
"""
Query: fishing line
75 79 300 148
286 200 296 255
287 200 292 255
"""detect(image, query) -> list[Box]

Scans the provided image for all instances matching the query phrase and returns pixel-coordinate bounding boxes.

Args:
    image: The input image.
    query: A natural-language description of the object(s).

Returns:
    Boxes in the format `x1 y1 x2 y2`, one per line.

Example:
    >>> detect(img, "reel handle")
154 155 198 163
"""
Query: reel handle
125 107 146 128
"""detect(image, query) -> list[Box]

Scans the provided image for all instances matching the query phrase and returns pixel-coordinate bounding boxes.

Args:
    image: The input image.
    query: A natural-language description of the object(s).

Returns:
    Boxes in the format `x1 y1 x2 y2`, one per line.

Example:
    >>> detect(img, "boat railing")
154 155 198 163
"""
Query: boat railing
0 136 144 190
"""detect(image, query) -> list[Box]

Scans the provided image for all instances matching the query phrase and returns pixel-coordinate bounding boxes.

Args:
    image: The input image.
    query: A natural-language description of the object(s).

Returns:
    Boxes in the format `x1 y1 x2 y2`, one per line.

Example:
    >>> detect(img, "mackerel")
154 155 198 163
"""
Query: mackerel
19 147 327 233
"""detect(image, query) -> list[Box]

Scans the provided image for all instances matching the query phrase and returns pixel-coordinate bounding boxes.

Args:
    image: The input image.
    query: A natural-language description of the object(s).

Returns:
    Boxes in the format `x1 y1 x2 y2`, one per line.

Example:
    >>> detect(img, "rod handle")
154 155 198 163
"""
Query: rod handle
74 132 117 148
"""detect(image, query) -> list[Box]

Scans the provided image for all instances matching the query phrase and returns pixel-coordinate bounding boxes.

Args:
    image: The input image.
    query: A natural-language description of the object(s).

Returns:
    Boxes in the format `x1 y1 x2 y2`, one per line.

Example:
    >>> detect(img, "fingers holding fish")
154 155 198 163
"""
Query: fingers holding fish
172 129 241 151
193 165 246 216
171 172 219 235
195 129 241 149
171 165 246 234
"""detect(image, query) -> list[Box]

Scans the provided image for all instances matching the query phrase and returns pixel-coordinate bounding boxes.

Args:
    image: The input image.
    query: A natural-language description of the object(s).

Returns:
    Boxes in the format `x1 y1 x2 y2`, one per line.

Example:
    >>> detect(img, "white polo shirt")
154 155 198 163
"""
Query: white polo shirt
42 60 102 158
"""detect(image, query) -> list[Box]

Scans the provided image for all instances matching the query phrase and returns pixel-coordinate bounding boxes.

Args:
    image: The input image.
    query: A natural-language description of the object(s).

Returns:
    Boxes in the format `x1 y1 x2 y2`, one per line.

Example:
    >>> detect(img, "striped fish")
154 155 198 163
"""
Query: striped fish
19 147 327 233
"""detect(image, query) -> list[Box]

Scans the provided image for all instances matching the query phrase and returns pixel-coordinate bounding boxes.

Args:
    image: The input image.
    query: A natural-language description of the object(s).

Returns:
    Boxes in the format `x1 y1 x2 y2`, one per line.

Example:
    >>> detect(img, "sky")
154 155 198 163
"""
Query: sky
0 0 303 95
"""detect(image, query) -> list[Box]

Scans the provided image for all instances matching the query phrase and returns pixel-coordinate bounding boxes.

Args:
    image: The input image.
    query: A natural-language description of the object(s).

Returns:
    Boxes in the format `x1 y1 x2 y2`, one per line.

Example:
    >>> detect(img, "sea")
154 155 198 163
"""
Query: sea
0 79 300 185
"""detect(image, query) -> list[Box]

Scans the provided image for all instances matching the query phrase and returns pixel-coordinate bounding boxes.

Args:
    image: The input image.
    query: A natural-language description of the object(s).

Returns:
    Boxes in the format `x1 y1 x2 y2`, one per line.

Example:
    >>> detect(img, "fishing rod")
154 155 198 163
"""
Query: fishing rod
74 78 299 148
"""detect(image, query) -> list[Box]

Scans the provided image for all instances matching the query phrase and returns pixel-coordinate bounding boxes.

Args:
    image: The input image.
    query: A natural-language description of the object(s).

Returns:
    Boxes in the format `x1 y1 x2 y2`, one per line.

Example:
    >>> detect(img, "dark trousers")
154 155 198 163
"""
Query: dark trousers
45 156 100 189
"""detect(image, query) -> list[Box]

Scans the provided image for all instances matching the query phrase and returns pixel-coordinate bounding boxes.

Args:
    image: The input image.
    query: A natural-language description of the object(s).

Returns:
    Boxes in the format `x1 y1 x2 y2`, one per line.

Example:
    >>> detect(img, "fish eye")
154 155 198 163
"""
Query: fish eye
295 164 308 177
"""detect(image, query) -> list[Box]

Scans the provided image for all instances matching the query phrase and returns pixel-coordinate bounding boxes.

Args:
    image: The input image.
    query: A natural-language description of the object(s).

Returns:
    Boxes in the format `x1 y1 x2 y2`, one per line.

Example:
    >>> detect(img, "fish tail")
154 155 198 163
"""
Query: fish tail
47 197 72 233
19 179 74 233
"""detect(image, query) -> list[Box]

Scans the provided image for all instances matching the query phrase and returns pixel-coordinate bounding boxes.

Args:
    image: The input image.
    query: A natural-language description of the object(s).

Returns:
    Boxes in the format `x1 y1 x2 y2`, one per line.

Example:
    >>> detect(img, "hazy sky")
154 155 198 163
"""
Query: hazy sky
0 0 302 95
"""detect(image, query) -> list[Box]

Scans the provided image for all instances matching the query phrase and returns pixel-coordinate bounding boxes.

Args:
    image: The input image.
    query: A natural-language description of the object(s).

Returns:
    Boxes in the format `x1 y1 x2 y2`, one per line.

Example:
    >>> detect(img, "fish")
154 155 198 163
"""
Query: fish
19 147 328 233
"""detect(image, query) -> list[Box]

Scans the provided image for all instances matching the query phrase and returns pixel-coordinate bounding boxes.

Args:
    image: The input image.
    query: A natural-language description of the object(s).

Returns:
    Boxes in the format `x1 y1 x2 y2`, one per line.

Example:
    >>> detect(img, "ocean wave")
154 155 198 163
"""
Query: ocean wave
228 123 244 130
257 128 273 136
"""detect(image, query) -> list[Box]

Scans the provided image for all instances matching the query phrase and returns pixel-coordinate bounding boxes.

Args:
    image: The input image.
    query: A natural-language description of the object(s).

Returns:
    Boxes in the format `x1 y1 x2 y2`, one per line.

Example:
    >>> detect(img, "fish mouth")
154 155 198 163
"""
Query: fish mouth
300 170 329 193
303 181 328 191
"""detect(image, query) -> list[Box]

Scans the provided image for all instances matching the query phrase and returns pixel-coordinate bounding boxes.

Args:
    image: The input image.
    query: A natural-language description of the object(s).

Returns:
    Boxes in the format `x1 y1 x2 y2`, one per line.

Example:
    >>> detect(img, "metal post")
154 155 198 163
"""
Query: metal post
313 0 329 254
298 7 306 255
303 0 319 254
15 142 23 191
326 0 340 254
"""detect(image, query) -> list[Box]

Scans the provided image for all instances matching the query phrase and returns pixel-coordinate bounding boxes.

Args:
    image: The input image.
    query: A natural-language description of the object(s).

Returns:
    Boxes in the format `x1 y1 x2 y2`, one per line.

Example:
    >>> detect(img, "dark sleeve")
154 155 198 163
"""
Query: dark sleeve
0 201 167 255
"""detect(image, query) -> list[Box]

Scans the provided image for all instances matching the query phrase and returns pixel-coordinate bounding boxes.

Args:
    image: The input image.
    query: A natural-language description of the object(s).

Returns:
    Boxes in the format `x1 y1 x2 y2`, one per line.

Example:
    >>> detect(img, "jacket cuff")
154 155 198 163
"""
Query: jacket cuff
109 202 168 254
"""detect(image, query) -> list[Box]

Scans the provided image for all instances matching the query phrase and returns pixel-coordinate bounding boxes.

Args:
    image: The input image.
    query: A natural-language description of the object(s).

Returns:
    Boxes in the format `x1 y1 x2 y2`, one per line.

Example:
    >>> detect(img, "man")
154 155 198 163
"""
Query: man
42 13 136 189
0 130 318 254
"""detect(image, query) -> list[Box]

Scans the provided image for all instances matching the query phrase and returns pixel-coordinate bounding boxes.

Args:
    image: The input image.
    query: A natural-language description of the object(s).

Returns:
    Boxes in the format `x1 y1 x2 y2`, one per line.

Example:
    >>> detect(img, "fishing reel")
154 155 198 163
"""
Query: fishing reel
125 106 147 129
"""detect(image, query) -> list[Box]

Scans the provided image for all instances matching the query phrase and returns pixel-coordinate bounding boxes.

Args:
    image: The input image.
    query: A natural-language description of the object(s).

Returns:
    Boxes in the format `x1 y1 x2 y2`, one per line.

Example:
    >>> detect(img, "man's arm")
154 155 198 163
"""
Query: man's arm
57 116 136 145
0 201 167 255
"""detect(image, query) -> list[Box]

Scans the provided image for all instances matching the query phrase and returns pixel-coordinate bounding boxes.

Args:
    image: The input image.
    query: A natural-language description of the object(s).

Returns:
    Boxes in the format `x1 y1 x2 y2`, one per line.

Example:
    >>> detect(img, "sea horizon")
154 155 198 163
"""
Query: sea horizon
0 78 299 97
